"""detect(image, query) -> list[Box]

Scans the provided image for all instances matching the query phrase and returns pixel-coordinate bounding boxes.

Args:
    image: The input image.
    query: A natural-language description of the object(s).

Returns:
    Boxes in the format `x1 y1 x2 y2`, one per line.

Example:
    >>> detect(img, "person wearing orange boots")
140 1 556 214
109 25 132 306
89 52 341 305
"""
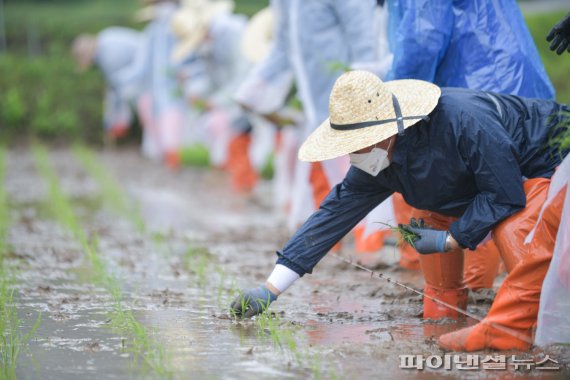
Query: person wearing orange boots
230 70 569 352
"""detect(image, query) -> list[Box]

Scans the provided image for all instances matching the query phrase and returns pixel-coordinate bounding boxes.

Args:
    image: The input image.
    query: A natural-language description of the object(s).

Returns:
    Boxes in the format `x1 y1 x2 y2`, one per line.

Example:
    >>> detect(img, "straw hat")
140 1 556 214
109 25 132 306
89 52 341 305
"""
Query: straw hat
298 71 441 162
241 7 274 63
171 0 234 63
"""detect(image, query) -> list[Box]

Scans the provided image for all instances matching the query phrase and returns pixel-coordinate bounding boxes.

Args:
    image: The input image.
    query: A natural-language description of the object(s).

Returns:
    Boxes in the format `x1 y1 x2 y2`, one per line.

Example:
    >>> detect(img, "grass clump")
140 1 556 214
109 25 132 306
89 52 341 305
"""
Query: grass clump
0 145 42 379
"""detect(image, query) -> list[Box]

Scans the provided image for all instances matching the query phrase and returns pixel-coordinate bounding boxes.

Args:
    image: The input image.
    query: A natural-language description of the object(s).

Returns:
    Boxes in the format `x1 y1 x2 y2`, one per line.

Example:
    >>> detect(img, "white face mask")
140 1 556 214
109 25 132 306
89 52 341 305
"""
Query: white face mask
349 140 392 176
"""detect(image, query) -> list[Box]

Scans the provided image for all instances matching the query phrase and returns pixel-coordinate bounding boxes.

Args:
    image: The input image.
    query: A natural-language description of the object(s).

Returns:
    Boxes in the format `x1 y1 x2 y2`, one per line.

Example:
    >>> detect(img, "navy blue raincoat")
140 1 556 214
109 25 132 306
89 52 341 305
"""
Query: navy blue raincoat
277 88 569 276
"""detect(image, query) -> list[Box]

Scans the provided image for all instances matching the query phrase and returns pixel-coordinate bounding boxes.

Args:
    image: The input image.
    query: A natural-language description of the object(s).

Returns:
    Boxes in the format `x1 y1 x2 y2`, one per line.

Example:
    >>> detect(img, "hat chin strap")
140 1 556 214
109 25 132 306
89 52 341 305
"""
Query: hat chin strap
330 94 429 134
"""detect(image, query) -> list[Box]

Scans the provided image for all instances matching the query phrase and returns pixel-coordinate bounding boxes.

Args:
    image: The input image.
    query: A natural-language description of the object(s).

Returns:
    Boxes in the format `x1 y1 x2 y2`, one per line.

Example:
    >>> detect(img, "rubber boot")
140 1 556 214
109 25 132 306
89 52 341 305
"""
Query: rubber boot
227 133 258 193
164 150 181 170
439 179 565 351
464 239 501 290
353 225 389 253
424 285 469 319
310 162 341 252
411 207 501 289
393 193 420 270
420 247 467 319
109 124 129 139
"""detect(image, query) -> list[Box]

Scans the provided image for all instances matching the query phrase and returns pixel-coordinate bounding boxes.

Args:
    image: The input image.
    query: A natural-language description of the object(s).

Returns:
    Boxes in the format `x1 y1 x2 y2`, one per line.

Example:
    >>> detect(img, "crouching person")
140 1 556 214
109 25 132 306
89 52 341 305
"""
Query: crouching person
230 70 569 351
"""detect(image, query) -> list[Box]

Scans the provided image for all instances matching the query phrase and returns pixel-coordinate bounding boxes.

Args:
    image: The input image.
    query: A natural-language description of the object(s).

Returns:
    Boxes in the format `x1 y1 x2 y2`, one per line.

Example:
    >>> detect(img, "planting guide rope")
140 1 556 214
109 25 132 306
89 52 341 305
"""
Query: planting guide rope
328 253 534 345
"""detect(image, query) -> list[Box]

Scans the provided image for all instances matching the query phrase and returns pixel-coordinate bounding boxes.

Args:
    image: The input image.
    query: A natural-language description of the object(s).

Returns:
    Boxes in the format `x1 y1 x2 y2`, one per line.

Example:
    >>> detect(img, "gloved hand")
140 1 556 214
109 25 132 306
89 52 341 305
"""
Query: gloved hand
401 218 447 254
229 285 278 319
547 12 570 55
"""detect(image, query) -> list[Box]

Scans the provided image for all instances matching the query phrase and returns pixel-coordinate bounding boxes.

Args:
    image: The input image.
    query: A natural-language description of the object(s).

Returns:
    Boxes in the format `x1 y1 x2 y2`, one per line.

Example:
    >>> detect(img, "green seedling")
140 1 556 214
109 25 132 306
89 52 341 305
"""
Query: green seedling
0 145 42 380
34 144 171 378
377 222 419 247
73 145 146 232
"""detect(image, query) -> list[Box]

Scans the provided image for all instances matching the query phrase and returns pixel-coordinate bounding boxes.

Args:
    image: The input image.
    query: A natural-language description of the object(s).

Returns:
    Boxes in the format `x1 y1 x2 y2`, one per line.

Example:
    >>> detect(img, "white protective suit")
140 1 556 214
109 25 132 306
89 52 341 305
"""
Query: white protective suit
235 0 378 230
94 27 143 134
179 11 253 167
113 3 185 161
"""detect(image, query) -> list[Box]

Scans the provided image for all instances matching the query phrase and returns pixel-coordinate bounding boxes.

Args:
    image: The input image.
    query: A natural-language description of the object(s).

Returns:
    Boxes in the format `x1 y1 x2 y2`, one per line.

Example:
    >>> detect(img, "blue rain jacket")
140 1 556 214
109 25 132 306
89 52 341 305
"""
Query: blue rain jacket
277 88 569 276
386 0 555 99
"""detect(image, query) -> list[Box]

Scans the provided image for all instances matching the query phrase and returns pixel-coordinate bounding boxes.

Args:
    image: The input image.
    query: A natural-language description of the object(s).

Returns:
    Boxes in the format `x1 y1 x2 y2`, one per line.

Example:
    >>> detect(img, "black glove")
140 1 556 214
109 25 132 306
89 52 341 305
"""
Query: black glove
401 218 448 254
547 12 570 55
229 285 278 319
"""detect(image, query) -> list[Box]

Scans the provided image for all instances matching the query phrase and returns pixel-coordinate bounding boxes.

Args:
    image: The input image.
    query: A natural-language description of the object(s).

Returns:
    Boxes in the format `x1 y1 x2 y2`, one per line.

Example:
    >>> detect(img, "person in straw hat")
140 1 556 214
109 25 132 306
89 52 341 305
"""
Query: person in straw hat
230 70 570 352
382 0 556 288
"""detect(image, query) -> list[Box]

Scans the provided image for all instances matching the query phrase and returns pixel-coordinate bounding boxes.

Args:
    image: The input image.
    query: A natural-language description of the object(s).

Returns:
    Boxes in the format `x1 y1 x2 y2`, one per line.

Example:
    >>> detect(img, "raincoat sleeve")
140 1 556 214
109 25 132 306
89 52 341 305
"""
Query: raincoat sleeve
233 0 294 114
276 167 393 276
333 0 378 64
448 111 527 250
386 0 453 81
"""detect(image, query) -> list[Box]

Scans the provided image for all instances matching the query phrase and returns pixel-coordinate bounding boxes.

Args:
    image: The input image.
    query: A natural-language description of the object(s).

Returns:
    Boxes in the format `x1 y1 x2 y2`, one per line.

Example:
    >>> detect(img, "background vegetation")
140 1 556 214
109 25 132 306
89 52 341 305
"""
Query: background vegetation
0 0 569 143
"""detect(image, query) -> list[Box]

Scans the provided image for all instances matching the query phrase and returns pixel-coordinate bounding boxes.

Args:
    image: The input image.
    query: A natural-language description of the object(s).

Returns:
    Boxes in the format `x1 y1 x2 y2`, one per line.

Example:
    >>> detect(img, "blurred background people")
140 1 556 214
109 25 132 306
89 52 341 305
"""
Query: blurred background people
71 27 143 142
378 0 557 303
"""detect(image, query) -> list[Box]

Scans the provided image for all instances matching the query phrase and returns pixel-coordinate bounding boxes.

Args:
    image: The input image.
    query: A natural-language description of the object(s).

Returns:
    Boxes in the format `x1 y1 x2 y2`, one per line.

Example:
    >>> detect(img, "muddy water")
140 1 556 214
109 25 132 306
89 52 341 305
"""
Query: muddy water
5 146 569 379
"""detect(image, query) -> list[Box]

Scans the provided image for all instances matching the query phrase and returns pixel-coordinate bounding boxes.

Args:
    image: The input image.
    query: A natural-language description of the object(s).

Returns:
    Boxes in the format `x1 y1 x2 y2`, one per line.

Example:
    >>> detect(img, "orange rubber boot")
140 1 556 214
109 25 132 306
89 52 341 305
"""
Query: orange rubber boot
227 134 258 193
353 225 389 253
164 150 181 170
439 179 565 351
420 247 467 319
393 193 421 270
464 239 501 290
411 209 468 319
310 162 341 252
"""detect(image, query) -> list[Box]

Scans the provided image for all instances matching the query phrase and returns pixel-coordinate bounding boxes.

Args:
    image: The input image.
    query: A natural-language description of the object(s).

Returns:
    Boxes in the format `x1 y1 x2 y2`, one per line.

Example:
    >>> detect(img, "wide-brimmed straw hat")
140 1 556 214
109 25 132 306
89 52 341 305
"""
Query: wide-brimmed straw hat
171 0 234 63
241 7 273 63
298 71 441 162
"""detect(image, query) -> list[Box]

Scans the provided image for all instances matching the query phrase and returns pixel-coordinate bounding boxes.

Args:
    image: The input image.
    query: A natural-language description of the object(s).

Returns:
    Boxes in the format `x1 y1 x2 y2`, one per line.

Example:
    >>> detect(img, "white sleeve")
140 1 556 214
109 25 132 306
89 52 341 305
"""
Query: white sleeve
266 264 300 293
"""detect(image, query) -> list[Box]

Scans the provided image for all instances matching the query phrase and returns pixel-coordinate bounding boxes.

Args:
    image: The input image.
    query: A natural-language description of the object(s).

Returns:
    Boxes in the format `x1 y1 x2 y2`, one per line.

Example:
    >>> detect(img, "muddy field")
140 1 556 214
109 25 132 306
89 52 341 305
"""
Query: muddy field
2 145 569 379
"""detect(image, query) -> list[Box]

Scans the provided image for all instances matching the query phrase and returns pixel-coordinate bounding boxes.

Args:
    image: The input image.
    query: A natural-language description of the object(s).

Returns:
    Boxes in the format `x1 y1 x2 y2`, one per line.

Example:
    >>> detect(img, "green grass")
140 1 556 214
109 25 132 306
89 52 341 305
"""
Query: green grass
179 144 210 168
33 144 170 377
0 145 42 380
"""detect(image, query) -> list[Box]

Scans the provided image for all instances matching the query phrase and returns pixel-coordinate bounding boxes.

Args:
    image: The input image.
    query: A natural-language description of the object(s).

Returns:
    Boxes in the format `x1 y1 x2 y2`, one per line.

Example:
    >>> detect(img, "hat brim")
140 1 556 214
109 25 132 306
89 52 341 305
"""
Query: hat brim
172 32 204 63
298 79 441 162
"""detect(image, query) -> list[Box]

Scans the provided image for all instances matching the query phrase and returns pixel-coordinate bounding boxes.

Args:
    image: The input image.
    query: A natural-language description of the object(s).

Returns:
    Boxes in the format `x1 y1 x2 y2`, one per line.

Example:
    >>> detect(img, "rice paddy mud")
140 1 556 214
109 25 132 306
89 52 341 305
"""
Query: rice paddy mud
2 145 569 379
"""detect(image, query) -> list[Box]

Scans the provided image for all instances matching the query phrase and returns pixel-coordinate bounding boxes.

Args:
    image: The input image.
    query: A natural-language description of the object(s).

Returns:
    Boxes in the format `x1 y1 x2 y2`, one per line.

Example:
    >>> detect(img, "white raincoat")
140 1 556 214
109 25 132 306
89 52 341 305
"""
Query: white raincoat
94 27 143 134
235 0 378 229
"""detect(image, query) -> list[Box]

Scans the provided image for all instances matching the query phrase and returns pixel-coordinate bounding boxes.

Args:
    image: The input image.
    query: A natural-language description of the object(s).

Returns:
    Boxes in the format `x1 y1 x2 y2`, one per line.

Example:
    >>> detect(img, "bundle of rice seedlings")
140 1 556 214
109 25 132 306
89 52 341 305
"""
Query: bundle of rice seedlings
377 222 419 247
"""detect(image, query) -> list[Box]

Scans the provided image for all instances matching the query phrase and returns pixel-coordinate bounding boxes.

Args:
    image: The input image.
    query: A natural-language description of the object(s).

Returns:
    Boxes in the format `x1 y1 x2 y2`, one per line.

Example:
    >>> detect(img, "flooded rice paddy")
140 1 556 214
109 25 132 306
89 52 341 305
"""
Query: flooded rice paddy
2 145 569 379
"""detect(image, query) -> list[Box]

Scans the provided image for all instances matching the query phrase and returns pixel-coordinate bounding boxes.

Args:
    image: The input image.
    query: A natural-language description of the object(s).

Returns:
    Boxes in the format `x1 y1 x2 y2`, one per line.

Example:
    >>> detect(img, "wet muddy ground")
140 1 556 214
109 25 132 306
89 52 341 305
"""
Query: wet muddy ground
4 146 570 379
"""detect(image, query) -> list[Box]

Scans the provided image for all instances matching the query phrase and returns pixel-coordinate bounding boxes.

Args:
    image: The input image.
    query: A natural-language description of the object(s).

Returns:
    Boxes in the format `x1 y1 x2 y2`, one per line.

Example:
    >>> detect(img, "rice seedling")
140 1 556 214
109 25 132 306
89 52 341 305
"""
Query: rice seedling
72 145 146 232
376 222 419 248
548 110 570 154
33 144 171 378
0 146 42 379
182 245 212 287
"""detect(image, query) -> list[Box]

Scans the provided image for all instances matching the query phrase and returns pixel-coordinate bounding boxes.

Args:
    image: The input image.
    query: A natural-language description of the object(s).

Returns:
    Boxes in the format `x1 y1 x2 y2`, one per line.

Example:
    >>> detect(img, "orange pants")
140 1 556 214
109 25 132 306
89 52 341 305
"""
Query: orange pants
439 179 566 351
227 133 258 193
